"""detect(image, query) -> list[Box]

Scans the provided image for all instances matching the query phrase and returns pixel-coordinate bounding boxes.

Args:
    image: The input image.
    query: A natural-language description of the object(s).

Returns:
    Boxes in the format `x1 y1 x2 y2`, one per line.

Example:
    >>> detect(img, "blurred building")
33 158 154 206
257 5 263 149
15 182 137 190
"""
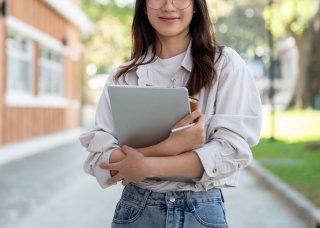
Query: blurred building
0 0 92 145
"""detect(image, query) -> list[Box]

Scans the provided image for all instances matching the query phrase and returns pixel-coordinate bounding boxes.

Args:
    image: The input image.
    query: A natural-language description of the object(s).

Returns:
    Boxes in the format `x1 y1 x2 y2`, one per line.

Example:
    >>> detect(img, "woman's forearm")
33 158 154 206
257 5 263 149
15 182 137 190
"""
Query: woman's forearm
143 151 204 179
137 141 171 157
102 147 204 184
110 146 167 163
109 148 204 179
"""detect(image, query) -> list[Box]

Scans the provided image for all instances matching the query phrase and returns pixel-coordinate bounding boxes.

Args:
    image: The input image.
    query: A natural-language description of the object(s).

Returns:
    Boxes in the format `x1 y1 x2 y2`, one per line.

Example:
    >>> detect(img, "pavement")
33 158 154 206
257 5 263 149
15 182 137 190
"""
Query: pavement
0 128 318 228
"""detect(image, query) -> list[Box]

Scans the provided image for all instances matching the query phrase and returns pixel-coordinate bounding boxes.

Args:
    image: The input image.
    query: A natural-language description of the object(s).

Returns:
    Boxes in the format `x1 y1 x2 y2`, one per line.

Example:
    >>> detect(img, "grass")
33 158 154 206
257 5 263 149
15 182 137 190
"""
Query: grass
252 110 320 207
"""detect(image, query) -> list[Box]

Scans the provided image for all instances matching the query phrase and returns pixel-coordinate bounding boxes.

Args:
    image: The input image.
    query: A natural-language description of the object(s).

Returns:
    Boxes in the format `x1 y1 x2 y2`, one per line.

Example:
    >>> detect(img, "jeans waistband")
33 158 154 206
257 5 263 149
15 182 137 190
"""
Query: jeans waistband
121 183 223 208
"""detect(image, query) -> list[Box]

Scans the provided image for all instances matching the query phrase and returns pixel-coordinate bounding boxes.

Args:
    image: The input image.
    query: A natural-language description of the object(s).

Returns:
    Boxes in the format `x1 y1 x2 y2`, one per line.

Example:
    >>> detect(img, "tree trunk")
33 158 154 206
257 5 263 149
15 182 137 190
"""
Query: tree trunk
308 10 320 109
288 7 320 109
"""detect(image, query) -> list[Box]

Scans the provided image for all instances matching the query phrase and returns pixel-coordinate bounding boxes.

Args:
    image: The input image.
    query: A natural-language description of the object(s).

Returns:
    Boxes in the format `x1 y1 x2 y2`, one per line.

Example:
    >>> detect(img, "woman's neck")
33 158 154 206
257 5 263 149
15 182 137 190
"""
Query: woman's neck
156 36 190 59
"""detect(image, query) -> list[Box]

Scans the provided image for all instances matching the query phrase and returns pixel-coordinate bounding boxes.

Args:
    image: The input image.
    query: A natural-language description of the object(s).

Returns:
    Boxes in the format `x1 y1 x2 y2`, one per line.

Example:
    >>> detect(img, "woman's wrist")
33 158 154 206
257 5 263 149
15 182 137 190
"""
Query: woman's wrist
160 136 181 155
138 138 180 157
142 157 159 178
138 142 168 157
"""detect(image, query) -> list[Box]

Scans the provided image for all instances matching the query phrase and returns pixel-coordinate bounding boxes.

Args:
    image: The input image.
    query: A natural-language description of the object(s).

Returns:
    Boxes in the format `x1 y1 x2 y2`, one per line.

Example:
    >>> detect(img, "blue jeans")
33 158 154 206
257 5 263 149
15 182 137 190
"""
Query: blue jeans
111 183 228 228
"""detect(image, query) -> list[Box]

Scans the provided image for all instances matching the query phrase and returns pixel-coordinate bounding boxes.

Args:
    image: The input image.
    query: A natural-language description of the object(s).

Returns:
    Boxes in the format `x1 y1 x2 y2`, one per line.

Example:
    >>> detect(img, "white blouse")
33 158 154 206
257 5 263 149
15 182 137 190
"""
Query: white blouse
79 45 262 192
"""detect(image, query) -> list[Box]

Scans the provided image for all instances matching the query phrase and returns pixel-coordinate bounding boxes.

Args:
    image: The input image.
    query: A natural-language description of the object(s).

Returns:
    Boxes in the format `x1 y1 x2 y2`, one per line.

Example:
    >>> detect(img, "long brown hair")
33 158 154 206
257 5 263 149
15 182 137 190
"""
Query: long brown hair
115 0 223 96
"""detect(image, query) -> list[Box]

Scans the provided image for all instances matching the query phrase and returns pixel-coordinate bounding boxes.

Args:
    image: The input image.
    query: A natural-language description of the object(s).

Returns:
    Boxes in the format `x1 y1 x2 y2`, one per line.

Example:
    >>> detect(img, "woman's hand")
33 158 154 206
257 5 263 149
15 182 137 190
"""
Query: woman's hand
100 146 149 185
139 109 206 157
165 109 206 155
109 149 126 176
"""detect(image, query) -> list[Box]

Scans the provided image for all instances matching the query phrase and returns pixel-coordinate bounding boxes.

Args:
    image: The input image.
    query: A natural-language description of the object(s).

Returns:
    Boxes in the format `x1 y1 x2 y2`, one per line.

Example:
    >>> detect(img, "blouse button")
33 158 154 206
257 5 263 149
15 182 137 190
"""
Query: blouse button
169 196 175 203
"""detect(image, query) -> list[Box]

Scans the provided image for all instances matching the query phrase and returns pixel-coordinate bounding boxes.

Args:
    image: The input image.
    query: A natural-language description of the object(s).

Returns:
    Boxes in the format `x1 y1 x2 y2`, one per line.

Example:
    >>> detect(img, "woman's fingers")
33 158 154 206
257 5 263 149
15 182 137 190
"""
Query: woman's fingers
121 145 135 155
103 146 147 185
175 109 202 128
196 113 205 127
122 179 130 186
100 162 118 170
107 172 124 185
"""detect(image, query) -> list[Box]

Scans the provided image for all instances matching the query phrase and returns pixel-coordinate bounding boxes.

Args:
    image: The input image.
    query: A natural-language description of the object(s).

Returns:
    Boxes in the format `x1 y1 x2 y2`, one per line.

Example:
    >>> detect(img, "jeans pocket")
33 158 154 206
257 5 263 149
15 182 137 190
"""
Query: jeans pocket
191 200 227 228
113 201 143 224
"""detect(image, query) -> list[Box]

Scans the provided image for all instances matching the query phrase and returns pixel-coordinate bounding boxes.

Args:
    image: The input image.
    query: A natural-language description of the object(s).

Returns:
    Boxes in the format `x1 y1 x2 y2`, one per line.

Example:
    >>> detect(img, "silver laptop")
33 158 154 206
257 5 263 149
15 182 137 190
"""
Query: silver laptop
108 85 190 148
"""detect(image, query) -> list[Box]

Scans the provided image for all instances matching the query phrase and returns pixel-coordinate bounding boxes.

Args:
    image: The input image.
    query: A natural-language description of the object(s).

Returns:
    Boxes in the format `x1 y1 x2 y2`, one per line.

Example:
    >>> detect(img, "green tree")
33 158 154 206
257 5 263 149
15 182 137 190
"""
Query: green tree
265 0 320 108
210 0 268 60
80 0 133 74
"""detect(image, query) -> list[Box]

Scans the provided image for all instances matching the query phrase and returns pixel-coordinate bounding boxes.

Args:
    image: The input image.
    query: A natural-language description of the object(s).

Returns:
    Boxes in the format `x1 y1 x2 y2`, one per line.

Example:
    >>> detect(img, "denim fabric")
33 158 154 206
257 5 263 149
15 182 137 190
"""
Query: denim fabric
111 183 228 228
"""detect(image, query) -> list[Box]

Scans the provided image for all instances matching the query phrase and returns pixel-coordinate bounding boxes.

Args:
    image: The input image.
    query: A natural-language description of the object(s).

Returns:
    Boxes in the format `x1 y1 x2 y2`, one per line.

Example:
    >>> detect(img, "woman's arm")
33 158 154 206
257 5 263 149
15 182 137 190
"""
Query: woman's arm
107 110 205 177
101 146 204 185
80 70 122 189
190 49 262 188
109 109 205 165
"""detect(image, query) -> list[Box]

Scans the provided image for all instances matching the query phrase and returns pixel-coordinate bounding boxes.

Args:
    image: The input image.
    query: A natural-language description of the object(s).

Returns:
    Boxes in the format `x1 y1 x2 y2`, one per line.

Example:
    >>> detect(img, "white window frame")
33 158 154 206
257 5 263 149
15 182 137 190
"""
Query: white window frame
6 32 35 98
4 16 78 108
39 47 65 97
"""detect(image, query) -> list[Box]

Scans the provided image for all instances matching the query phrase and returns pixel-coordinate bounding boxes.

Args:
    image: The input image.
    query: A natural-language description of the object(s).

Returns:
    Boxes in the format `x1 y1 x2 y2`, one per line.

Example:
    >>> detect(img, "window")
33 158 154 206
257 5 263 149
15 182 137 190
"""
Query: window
6 33 34 95
5 18 69 108
39 48 64 96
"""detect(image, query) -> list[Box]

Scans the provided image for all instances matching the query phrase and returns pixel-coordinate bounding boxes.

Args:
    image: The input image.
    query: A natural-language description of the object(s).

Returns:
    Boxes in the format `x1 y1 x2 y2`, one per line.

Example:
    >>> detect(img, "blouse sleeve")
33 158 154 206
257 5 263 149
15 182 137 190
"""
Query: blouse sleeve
193 48 262 188
79 69 120 188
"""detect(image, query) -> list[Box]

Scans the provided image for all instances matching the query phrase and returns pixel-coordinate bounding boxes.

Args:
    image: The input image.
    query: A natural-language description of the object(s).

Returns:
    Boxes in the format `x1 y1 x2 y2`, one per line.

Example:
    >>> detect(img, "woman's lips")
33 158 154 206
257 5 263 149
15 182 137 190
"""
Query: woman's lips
159 17 179 23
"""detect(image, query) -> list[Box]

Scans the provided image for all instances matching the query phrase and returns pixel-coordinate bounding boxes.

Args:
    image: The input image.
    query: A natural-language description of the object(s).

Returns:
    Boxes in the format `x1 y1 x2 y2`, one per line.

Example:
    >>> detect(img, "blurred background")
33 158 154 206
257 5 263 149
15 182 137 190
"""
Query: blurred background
0 0 319 227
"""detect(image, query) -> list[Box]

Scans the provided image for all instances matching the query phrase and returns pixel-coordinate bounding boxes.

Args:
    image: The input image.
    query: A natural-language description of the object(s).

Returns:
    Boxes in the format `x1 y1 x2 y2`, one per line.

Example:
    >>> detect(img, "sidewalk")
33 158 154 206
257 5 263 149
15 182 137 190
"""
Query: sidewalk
0 130 313 228
15 175 123 228
223 170 308 228
13 169 309 228
0 129 83 166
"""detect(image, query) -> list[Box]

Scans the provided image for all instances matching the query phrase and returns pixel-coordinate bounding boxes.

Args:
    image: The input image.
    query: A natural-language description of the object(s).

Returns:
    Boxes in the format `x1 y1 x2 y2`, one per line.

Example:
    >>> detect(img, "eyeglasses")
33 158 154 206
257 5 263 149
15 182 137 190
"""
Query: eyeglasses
147 0 192 10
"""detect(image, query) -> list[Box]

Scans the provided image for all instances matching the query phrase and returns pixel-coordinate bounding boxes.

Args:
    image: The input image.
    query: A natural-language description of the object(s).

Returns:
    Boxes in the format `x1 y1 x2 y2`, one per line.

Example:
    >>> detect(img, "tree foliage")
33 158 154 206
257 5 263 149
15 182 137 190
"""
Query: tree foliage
211 1 267 58
264 0 318 37
80 0 133 74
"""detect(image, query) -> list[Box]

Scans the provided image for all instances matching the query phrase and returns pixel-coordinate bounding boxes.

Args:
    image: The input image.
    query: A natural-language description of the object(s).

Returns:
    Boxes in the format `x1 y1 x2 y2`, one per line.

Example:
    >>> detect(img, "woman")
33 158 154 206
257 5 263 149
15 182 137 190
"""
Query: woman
80 0 261 227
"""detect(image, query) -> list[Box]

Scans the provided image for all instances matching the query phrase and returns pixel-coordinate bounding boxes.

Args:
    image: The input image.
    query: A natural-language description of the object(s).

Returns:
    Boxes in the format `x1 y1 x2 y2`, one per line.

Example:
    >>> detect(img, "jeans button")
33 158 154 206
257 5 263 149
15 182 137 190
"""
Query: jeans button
169 196 175 203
